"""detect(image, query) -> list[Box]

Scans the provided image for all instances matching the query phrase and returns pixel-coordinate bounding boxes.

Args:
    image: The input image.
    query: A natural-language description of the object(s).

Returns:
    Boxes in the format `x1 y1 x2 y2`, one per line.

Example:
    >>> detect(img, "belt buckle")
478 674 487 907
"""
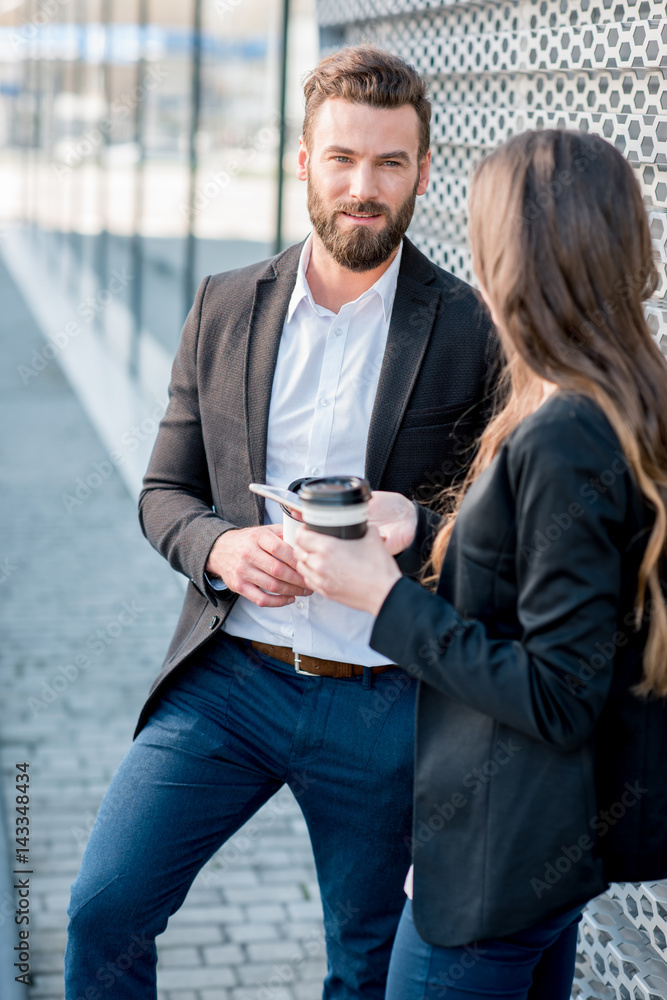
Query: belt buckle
293 651 317 677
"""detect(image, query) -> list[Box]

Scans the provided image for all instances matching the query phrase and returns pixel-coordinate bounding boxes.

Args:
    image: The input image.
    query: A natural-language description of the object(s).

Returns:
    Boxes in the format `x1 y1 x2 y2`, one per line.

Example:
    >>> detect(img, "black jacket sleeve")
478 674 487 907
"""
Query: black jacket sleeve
370 403 631 752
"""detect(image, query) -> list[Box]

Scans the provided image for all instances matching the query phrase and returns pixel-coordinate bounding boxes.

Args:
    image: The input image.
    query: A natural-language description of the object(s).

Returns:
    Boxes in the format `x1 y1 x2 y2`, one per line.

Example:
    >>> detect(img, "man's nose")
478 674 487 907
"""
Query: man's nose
348 163 379 202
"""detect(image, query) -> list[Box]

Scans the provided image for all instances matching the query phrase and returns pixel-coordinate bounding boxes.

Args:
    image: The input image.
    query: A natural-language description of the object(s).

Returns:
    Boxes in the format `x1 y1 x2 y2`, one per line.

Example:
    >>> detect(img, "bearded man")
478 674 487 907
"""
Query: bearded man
65 45 496 1000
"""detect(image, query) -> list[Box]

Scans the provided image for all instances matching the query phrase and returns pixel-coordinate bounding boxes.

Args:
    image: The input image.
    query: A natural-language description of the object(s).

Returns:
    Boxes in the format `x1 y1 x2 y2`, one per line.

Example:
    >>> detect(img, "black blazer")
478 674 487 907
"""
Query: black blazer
135 237 497 735
371 393 667 948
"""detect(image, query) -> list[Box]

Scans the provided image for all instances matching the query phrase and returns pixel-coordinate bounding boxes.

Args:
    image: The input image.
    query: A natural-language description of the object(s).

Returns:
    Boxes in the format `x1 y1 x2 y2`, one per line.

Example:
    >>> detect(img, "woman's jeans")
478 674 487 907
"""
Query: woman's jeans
64 632 416 1000
386 898 584 1000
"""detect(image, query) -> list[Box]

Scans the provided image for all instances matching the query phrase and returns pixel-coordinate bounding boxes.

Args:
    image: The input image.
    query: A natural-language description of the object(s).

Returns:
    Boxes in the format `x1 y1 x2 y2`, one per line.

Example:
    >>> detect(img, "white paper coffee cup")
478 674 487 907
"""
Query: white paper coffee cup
282 508 300 548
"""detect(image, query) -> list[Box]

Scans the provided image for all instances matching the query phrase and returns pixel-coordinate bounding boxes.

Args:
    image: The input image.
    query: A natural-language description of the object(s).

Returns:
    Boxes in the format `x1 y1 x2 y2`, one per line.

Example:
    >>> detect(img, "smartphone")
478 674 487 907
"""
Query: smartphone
249 483 303 512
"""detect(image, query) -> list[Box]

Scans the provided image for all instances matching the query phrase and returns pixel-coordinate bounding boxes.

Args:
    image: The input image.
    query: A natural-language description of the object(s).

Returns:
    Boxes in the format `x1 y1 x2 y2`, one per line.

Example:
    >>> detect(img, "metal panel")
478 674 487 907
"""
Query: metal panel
316 0 667 352
576 891 667 999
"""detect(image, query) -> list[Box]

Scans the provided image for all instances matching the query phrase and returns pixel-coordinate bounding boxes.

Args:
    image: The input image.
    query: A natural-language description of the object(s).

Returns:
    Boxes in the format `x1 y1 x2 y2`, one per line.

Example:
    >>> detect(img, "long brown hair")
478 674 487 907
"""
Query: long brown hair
428 129 667 696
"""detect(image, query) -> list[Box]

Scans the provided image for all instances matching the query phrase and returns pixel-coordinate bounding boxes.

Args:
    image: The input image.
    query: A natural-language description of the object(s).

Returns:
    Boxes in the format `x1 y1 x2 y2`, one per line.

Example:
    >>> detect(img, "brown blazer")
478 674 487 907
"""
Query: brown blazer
135 237 497 736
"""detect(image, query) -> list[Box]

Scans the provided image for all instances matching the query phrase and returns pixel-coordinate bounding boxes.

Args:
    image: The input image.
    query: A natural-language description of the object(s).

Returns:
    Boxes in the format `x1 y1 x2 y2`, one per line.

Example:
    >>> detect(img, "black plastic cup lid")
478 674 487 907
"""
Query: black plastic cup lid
287 477 317 495
298 476 371 506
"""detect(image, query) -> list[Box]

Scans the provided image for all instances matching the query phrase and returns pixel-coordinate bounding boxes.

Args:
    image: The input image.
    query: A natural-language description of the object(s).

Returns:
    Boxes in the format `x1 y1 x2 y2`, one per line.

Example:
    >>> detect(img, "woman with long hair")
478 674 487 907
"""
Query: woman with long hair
293 129 667 1000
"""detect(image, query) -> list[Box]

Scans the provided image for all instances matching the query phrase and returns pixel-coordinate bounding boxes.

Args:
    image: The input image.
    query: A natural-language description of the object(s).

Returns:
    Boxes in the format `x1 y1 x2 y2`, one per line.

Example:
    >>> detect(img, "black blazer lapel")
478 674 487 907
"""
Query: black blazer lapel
365 239 441 490
244 241 304 521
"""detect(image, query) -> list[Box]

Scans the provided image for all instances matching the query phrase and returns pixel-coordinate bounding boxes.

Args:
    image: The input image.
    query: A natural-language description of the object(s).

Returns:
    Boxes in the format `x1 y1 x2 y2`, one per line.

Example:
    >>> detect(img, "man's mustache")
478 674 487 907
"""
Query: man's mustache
334 203 389 217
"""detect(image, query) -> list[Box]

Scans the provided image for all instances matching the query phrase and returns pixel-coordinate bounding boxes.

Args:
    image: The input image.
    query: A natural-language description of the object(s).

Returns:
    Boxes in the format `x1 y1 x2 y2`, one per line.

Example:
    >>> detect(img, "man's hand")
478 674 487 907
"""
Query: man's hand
206 525 313 608
367 491 418 555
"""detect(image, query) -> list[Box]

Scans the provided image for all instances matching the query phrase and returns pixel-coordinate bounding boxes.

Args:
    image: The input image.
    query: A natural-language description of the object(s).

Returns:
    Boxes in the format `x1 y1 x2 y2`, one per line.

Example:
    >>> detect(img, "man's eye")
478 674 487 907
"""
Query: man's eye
334 156 351 163
383 160 401 167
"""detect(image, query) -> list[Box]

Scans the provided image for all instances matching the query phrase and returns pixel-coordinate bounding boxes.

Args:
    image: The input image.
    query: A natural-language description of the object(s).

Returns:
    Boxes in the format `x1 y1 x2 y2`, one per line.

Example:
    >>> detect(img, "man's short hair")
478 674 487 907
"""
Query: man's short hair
302 45 431 162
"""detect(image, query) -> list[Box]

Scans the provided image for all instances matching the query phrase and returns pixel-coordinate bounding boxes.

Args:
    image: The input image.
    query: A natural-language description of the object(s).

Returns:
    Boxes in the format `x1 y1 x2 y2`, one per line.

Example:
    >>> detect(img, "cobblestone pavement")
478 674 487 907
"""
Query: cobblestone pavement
0 256 326 1000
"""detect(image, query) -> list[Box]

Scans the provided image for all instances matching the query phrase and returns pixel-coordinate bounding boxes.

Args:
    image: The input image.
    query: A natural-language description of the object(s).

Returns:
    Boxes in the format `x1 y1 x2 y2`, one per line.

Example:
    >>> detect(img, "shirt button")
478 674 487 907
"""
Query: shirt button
319 398 329 407
334 328 342 336
311 467 320 475
297 601 305 611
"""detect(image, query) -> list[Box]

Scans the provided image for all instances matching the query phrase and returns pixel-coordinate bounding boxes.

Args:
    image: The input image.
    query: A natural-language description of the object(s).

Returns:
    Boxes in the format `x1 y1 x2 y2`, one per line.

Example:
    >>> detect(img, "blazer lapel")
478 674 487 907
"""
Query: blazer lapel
245 241 304 521
365 239 441 489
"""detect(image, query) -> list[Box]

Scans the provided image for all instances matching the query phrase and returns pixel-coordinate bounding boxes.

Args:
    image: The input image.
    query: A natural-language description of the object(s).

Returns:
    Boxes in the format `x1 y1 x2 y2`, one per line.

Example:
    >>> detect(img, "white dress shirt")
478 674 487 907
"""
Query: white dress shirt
217 234 403 666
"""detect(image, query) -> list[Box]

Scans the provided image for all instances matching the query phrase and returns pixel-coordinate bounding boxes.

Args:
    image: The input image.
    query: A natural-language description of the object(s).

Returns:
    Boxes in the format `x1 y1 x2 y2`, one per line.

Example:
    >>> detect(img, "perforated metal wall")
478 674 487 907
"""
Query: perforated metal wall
314 0 667 995
316 0 667 353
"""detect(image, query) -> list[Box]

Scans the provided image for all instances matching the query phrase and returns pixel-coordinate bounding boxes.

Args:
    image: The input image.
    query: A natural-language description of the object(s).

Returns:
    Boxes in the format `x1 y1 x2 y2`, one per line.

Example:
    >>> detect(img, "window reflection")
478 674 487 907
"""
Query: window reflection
0 0 316 377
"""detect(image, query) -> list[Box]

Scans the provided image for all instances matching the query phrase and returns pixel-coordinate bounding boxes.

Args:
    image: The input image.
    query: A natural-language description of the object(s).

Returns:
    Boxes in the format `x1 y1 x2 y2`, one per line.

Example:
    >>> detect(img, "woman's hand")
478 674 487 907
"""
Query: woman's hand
366 491 418 555
293 525 402 616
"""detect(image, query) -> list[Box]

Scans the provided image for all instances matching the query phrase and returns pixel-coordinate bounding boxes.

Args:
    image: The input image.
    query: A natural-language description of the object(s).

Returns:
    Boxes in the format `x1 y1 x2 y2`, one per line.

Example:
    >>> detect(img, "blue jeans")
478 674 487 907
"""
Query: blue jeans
64 632 416 999
386 899 583 1000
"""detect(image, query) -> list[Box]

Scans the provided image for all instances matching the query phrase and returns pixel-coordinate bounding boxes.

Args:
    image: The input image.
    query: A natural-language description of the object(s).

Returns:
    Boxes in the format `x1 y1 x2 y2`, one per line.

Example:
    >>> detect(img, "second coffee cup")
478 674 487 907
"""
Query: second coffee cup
281 477 315 548
293 476 370 540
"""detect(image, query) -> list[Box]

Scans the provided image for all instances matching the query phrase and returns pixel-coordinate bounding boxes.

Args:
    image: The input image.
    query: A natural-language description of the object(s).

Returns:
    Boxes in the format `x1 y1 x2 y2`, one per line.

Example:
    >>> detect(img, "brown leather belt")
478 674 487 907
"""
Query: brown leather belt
247 640 392 679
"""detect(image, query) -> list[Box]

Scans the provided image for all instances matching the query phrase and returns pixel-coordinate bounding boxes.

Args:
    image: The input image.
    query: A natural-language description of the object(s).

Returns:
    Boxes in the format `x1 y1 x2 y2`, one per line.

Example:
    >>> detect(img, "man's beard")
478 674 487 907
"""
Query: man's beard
307 171 419 272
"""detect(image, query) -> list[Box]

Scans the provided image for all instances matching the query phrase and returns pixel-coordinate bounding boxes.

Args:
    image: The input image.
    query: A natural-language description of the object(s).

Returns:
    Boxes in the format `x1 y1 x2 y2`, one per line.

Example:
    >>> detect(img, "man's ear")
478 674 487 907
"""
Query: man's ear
297 136 309 181
416 149 431 197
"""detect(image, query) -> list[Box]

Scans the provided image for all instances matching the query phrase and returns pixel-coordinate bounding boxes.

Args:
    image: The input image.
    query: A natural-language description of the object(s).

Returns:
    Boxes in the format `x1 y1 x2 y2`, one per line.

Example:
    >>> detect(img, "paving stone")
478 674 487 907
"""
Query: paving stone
284 922 325 942
0 257 324 1000
238 959 308 988
227 924 280 944
29 974 66 995
230 990 294 1000
27 931 68 953
293 984 322 1000
195 868 258 888
159 925 224 947
158 947 202 967
244 904 287 924
169 905 245 925
43 893 71 911
247 941 305 963
202 943 245 965
32 951 67 973
159 966 236 989
225 886 305 905
286 901 326 922
299 961 328 981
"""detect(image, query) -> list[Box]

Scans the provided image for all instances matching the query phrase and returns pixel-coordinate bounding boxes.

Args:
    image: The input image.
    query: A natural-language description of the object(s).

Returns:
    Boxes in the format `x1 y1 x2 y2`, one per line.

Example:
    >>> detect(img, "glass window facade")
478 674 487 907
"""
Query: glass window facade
0 0 317 367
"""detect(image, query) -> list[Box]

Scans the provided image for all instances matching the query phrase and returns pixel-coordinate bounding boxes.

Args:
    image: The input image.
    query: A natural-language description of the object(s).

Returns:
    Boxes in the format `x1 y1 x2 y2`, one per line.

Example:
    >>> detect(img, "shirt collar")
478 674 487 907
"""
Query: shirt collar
286 233 404 324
